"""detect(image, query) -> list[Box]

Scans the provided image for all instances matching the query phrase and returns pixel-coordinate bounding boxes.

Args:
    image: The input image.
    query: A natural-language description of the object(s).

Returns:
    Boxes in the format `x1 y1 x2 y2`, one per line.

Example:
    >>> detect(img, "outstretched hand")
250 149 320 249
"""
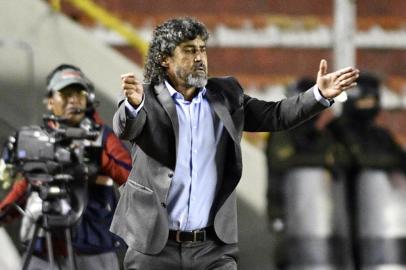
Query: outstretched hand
316 59 359 99
121 73 144 107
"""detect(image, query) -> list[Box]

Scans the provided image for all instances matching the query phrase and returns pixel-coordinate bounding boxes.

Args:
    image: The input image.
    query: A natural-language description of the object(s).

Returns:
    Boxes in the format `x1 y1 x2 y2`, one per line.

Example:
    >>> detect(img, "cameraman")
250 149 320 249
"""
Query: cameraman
0 64 132 270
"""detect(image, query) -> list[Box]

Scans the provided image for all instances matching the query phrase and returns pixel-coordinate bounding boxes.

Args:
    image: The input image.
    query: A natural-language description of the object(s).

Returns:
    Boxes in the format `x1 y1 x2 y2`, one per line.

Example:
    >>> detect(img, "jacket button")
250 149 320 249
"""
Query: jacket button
168 173 174 178
161 202 167 208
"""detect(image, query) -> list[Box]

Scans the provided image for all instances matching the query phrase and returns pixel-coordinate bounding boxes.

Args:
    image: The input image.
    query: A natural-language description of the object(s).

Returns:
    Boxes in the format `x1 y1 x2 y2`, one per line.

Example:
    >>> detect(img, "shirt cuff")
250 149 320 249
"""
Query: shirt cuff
124 97 144 118
312 85 333 107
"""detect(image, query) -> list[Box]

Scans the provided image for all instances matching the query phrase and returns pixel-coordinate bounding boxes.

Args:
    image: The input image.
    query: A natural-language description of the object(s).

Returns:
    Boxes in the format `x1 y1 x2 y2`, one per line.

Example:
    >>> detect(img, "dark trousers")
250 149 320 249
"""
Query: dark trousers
123 239 238 270
26 252 119 270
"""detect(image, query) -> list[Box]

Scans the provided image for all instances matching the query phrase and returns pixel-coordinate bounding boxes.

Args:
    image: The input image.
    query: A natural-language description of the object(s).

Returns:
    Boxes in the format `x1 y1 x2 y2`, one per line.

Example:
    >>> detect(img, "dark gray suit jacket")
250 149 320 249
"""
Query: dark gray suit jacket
110 76 326 254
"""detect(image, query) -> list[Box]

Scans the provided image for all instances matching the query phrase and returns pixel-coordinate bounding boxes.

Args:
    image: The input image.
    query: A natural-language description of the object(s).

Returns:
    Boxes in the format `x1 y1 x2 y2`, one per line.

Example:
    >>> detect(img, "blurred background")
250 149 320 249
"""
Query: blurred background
0 1 405 270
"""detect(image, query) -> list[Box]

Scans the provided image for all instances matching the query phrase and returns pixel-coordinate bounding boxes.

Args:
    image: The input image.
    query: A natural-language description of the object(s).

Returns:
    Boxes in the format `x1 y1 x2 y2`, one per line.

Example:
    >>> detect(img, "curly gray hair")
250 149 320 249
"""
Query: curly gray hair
143 17 209 85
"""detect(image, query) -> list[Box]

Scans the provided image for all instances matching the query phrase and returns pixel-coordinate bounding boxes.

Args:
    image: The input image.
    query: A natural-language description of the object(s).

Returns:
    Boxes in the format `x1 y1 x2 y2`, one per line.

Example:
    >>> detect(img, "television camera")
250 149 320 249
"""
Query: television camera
0 115 102 270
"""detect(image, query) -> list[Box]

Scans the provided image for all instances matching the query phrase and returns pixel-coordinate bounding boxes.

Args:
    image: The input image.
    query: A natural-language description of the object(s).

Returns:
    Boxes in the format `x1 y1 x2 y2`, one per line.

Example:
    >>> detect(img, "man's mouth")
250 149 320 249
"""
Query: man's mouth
194 64 206 73
195 69 206 76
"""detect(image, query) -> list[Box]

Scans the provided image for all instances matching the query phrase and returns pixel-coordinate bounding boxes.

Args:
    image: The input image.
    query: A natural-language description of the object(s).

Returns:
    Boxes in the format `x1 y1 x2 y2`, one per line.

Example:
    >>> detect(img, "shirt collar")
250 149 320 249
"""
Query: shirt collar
164 80 207 103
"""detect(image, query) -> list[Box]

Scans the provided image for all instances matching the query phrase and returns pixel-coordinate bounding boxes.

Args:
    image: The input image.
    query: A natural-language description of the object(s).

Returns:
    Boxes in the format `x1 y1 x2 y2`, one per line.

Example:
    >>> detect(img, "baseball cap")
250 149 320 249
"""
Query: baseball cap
46 65 91 95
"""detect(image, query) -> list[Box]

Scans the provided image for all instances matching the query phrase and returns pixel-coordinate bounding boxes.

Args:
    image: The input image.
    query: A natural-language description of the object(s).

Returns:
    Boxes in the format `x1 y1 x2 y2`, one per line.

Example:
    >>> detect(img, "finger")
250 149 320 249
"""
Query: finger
122 83 137 92
318 59 328 76
123 78 143 88
333 70 352 83
121 74 139 84
121 73 135 79
339 78 356 88
122 76 137 83
336 70 359 82
340 82 357 91
123 89 135 98
333 67 357 80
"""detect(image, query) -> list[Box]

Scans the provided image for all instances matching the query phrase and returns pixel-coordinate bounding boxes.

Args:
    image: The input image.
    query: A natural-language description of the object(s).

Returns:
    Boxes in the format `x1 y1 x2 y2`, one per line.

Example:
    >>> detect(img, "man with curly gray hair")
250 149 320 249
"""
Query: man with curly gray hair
143 17 209 88
111 17 359 269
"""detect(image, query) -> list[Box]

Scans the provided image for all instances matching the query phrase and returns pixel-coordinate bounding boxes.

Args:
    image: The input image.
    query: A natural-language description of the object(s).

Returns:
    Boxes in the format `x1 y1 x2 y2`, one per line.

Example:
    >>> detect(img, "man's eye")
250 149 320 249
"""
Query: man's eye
79 91 88 97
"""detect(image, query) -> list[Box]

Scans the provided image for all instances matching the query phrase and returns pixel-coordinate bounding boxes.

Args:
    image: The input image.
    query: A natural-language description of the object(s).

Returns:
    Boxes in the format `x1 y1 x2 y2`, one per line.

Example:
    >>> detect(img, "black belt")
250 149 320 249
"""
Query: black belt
168 226 215 243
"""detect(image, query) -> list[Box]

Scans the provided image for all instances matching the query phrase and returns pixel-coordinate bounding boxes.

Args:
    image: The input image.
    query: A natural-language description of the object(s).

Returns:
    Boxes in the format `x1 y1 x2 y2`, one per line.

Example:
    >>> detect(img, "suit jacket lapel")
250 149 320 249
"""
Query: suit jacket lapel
206 87 240 144
153 83 239 157
154 83 179 156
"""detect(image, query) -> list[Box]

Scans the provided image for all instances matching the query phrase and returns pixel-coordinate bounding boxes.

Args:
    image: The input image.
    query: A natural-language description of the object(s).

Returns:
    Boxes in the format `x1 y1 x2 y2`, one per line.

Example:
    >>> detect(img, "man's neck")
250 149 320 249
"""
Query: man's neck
178 87 198 101
166 80 198 101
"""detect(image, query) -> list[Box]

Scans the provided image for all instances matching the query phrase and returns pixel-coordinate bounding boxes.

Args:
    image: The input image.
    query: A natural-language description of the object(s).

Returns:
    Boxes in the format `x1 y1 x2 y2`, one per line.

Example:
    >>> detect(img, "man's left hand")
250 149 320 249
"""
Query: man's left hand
316 59 359 99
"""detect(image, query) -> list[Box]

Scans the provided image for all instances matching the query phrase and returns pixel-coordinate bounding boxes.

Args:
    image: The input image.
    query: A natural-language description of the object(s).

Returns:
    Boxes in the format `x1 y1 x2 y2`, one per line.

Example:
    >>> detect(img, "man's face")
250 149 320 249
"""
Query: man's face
354 95 378 110
47 85 88 125
164 36 208 89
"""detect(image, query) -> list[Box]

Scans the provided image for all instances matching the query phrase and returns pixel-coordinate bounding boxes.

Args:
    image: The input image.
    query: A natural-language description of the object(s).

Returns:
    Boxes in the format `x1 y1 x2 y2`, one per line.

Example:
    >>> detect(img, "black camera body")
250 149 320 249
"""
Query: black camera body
11 120 100 178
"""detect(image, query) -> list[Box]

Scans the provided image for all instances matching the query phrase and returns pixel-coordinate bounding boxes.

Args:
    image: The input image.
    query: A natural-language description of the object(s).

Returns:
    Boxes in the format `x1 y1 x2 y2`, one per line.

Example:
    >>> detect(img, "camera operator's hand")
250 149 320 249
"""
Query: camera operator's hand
121 73 144 107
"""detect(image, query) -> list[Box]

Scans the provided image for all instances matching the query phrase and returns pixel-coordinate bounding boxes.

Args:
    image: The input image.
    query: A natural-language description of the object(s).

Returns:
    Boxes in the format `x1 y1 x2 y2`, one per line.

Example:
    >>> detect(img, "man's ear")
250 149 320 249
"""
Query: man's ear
46 98 53 111
161 56 169 68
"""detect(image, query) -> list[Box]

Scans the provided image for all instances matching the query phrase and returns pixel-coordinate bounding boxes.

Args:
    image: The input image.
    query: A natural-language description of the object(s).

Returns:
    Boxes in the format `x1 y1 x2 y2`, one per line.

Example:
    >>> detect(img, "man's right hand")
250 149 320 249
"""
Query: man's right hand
121 73 144 107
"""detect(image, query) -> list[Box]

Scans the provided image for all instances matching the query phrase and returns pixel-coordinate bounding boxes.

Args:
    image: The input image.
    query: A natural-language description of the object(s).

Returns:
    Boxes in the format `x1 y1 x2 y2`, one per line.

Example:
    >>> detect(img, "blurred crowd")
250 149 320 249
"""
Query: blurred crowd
266 73 406 270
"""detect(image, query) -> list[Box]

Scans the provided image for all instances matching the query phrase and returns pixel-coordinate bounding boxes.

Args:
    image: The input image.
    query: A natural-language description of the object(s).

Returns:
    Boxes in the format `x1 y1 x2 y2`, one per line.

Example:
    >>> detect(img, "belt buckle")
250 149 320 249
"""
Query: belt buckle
193 229 206 242
175 229 207 243
193 230 197 242
176 231 182 243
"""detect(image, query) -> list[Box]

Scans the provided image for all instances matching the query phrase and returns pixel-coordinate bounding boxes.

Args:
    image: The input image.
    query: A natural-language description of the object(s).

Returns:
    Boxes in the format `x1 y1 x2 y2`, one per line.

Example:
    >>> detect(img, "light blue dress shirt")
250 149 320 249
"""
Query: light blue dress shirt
163 81 224 230
124 82 330 231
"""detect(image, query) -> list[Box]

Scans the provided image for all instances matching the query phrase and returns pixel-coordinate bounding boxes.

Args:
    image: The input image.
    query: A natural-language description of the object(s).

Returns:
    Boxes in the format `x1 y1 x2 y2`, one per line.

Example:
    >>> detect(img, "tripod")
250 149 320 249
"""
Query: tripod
21 213 77 270
19 173 88 270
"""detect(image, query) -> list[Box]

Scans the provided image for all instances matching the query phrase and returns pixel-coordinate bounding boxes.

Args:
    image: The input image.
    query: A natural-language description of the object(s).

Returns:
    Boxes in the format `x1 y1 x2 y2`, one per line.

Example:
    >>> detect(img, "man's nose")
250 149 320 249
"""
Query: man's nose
194 52 202 62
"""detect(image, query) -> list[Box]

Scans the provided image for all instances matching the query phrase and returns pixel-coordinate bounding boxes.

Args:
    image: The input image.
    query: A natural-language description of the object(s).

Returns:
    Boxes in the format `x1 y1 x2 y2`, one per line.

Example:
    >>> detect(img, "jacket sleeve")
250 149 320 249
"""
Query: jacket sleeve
100 129 132 186
0 179 28 223
0 179 28 210
243 89 326 132
113 100 147 141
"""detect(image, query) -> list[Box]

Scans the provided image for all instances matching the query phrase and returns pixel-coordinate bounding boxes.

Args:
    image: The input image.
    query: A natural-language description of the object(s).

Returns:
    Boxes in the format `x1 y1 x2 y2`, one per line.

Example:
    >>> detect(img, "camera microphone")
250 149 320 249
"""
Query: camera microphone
70 106 98 115
64 128 99 140
71 108 87 114
72 109 83 114
64 128 87 138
